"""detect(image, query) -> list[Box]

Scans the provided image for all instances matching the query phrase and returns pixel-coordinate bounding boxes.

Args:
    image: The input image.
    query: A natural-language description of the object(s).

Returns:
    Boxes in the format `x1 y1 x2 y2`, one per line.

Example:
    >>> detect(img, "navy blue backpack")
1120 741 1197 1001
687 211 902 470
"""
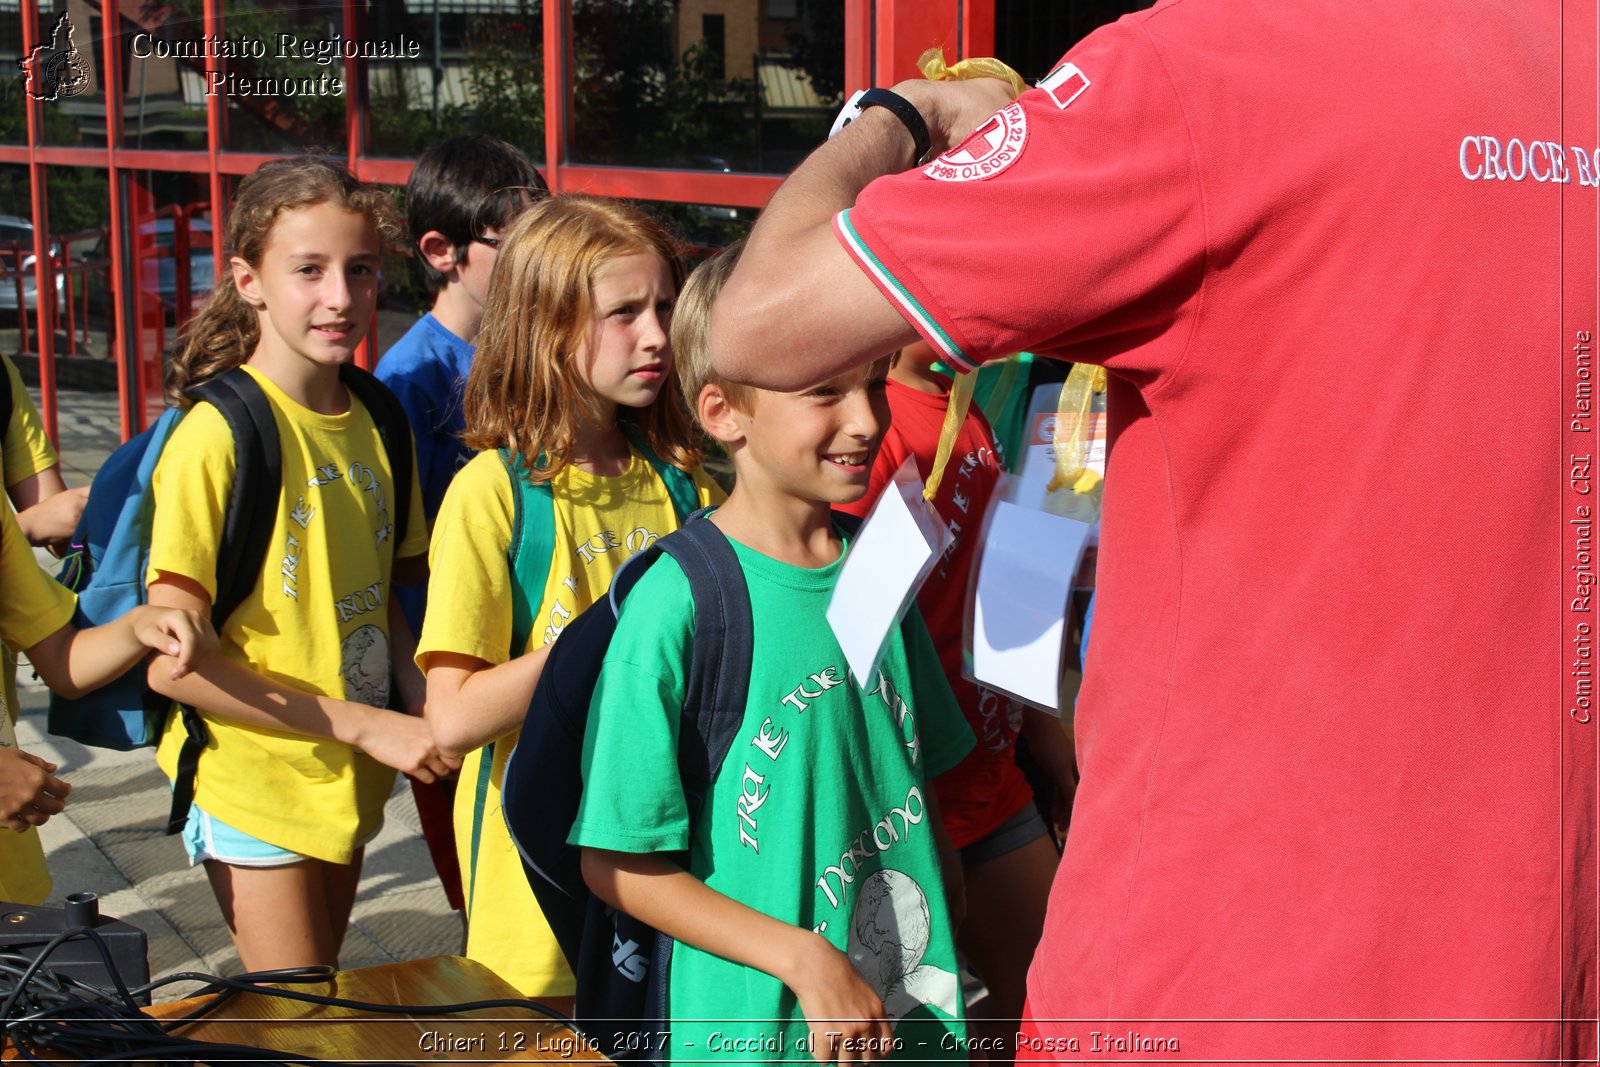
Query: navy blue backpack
500 511 754 1063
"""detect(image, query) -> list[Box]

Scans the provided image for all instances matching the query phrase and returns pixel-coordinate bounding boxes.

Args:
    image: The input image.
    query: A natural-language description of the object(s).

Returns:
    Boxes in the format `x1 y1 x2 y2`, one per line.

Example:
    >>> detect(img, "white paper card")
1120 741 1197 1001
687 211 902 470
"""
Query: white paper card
828 458 950 686
969 499 1092 714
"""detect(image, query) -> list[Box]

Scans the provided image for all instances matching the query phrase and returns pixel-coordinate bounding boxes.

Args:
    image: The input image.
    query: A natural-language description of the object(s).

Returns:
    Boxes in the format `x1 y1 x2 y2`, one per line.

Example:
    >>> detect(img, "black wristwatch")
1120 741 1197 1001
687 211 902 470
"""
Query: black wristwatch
829 87 934 167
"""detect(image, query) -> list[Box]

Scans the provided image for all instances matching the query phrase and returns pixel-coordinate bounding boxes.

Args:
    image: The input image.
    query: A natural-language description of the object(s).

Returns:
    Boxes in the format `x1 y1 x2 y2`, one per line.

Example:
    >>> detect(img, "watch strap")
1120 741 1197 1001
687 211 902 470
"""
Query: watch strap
857 87 933 166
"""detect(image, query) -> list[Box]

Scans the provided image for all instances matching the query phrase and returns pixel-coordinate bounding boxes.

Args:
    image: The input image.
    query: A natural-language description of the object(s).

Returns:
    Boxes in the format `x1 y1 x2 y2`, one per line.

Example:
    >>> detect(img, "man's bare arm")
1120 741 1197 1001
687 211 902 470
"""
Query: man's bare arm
713 77 1013 391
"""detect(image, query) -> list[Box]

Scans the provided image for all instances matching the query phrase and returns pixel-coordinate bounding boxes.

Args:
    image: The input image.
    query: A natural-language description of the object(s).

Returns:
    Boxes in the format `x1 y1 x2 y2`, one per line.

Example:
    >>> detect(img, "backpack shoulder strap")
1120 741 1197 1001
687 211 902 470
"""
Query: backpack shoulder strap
341 363 414 549
186 368 281 625
467 448 555 916
619 422 700 522
501 448 557 659
166 367 282 836
614 511 749 1038
656 513 753 814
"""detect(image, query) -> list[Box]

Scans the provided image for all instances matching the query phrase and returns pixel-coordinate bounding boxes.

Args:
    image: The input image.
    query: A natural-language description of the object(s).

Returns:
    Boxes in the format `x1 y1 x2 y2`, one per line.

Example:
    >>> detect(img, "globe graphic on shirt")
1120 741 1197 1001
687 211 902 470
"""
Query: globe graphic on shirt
847 869 932 992
340 624 391 707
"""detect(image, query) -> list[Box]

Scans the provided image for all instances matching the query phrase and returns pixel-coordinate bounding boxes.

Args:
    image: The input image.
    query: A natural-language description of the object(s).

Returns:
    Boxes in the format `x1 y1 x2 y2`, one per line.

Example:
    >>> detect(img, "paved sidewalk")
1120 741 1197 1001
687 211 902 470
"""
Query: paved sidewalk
12 381 465 1002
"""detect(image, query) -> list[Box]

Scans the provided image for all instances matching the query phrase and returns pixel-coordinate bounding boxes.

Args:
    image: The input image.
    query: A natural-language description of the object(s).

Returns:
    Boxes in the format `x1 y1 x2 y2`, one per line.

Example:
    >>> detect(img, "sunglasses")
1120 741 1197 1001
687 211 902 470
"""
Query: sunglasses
470 185 547 250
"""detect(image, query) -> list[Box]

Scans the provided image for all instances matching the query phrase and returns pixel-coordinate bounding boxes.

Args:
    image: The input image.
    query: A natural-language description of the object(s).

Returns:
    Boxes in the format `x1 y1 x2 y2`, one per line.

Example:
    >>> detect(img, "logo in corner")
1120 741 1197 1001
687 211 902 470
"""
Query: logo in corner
19 12 91 101
922 102 1028 183
1038 62 1089 110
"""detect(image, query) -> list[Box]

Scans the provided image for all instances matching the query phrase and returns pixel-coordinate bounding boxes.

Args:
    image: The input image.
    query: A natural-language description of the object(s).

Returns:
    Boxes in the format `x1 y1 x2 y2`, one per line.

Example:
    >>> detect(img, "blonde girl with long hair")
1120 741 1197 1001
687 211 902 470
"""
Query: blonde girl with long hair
144 157 456 970
417 194 722 1005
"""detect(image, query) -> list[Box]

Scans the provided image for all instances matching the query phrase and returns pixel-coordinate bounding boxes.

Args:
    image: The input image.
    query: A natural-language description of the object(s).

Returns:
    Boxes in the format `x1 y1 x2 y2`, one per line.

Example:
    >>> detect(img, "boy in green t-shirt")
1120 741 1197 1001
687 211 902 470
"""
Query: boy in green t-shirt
570 243 975 1065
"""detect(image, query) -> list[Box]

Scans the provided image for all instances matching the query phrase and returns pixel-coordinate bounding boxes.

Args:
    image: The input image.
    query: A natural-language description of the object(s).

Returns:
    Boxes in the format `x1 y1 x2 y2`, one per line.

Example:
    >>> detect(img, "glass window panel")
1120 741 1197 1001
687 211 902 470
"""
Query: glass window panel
994 0 1153 83
0 166 112 367
570 0 842 175
6 3 104 147
0 164 37 344
46 165 113 366
200 0 349 152
41 5 101 146
1 4 26 144
634 196 754 260
364 1 545 162
119 2 211 151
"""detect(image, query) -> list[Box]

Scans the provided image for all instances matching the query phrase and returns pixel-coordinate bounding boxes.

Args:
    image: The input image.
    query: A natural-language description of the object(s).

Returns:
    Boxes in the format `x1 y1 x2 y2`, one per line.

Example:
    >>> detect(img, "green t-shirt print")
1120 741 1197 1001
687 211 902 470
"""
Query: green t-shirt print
572 532 975 1062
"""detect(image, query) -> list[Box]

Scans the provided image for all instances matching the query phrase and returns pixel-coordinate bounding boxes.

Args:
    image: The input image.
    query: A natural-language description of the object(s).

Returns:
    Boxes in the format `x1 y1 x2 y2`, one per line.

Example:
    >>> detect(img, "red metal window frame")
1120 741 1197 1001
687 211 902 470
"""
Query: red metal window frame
17 0 58 443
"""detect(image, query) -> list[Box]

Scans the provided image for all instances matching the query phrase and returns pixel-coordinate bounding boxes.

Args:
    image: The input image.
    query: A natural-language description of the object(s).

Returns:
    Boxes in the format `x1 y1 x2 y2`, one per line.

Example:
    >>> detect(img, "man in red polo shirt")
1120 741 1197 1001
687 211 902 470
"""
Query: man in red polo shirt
712 1 1597 1061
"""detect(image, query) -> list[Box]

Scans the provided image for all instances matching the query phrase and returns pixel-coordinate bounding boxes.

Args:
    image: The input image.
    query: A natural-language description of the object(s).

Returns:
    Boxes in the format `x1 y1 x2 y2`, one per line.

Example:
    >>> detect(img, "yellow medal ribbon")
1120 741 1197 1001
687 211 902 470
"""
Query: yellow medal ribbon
915 51 1025 501
1048 363 1107 494
923 368 976 500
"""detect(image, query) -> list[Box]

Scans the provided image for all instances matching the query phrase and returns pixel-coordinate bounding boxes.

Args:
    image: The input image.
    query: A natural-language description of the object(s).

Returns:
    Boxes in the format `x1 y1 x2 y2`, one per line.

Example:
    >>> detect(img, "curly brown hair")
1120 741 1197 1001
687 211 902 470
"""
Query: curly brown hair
167 157 403 405
462 194 699 482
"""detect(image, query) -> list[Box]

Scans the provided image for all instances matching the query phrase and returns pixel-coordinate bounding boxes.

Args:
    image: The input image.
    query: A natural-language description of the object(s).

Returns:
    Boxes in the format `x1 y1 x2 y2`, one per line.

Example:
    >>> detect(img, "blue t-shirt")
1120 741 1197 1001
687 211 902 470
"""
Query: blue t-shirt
376 312 476 632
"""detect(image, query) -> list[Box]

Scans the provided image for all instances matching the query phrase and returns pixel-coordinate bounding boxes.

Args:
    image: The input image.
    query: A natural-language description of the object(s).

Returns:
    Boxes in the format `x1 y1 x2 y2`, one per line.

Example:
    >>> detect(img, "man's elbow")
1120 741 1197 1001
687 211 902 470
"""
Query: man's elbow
709 304 817 393
708 293 762 385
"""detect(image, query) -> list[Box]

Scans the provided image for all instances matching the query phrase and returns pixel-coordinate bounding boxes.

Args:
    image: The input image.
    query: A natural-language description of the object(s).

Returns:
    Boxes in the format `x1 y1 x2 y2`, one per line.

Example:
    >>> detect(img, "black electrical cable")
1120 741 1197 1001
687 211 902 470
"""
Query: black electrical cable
3 924 579 1065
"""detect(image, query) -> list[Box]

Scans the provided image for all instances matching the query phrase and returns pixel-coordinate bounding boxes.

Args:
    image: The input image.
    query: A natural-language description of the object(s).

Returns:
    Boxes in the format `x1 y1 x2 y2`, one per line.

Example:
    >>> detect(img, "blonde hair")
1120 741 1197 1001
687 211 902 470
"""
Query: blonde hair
168 157 402 405
462 194 698 481
672 239 751 417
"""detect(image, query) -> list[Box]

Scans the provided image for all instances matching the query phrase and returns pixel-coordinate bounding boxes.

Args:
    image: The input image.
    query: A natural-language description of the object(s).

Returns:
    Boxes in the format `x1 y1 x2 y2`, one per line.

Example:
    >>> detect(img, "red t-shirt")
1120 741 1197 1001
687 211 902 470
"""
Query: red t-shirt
837 378 1036 849
839 0 1596 1060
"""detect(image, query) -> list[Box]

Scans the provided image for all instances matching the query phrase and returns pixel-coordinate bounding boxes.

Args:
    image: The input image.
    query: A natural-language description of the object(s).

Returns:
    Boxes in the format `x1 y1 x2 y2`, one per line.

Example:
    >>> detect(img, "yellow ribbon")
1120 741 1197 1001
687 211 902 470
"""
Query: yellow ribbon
1048 363 1107 494
917 48 1028 99
923 368 976 501
915 51 1025 501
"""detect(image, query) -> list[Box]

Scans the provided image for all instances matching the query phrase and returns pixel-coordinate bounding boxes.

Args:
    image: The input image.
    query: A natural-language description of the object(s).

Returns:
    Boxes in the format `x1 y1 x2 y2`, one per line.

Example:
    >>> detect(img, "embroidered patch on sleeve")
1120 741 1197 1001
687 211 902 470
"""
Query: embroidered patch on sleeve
922 102 1028 183
1038 62 1090 110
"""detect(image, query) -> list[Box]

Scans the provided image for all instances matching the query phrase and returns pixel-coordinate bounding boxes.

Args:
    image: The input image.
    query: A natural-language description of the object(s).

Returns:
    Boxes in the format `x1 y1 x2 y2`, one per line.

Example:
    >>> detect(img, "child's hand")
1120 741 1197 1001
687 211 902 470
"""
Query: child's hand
349 706 461 783
0 747 71 832
133 605 217 678
17 485 89 551
788 933 894 1064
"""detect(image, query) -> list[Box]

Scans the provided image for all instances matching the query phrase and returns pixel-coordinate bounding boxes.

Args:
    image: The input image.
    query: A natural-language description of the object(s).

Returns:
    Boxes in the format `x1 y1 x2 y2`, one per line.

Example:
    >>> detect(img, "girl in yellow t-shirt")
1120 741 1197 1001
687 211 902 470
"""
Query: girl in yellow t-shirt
417 195 721 1004
142 158 456 972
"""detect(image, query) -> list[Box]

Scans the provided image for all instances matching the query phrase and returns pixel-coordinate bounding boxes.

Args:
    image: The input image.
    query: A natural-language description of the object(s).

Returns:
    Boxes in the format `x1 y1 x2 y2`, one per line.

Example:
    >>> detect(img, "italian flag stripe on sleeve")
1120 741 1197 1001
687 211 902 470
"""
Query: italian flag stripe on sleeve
834 208 975 371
